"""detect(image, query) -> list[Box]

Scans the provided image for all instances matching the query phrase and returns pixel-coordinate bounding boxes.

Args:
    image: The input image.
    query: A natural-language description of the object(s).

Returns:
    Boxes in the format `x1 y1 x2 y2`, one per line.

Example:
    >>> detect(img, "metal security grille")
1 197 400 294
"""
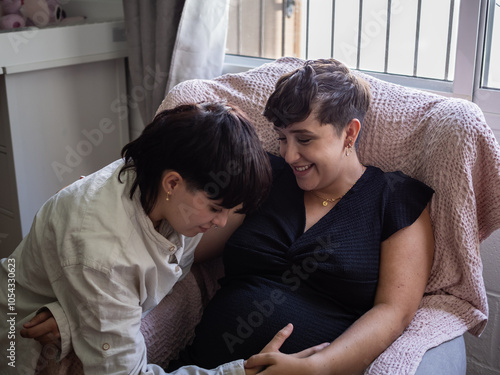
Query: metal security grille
226 0 460 82
482 0 500 88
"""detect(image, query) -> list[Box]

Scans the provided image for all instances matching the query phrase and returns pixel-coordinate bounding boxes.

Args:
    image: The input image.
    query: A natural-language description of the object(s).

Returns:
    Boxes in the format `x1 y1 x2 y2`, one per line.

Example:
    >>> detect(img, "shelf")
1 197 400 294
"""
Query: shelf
0 19 128 74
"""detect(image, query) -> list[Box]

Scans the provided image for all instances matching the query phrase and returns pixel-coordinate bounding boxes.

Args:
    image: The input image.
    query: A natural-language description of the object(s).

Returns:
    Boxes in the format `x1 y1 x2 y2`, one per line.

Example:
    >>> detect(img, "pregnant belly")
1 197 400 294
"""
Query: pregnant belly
183 277 356 369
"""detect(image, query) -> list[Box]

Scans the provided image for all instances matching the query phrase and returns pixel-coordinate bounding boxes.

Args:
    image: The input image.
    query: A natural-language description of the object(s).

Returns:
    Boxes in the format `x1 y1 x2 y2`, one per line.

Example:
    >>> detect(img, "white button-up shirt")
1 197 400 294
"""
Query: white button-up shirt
0 160 244 375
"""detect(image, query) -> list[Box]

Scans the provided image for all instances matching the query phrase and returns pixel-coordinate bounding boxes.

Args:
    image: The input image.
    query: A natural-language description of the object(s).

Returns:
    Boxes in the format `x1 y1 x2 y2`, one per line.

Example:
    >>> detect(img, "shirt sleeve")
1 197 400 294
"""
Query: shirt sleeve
52 263 245 375
381 171 434 241
40 301 72 360
161 361 245 375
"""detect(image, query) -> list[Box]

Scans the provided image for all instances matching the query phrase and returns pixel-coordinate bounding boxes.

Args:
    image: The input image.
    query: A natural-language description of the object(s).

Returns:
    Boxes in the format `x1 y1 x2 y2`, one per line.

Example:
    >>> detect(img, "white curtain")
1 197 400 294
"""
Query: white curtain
123 0 230 138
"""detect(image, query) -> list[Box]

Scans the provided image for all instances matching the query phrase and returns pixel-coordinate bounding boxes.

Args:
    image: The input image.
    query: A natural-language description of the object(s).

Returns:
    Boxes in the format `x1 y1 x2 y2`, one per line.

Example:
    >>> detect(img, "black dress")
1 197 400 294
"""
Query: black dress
171 154 434 369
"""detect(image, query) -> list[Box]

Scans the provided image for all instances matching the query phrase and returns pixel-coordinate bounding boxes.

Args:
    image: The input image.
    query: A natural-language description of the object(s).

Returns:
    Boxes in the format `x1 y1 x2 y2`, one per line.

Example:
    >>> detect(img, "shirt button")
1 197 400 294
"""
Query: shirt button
169 246 176 252
175 265 181 272
102 343 110 351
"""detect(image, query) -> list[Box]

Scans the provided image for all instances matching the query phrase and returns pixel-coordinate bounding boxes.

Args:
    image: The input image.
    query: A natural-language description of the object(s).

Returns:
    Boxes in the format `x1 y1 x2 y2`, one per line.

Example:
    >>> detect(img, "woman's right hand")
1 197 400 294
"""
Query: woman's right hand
244 324 329 375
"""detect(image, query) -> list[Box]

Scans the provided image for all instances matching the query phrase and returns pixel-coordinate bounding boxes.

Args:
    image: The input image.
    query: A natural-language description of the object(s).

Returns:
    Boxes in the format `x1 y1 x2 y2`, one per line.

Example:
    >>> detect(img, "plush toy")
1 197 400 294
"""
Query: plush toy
0 0 84 30
22 0 66 27
0 0 27 30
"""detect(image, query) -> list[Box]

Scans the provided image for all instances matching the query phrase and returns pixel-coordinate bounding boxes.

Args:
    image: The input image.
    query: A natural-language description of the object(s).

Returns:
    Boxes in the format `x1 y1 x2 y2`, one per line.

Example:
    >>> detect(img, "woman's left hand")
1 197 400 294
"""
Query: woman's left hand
20 309 61 347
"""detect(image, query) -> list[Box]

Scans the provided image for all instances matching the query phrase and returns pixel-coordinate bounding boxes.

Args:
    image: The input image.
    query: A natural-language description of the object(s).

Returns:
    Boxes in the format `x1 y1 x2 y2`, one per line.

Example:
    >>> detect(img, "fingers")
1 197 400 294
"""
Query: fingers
22 310 53 328
245 352 278 372
23 331 61 346
20 322 60 340
259 323 294 354
20 316 59 341
244 367 261 375
20 325 61 346
291 342 330 358
244 324 293 373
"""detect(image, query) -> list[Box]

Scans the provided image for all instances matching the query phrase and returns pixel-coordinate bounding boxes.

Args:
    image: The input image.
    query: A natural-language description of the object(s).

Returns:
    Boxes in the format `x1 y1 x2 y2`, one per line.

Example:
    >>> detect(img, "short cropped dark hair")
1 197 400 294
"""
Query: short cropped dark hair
263 59 371 134
119 102 272 215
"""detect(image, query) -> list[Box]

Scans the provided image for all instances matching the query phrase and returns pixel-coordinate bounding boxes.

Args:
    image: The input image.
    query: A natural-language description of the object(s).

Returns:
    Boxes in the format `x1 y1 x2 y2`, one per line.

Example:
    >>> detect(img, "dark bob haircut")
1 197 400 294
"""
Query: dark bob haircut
119 102 272 215
263 58 371 135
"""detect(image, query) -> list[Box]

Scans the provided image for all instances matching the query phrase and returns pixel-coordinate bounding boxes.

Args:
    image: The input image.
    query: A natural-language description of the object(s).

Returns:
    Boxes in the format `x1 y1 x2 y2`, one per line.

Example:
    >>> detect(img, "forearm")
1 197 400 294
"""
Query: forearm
308 303 410 375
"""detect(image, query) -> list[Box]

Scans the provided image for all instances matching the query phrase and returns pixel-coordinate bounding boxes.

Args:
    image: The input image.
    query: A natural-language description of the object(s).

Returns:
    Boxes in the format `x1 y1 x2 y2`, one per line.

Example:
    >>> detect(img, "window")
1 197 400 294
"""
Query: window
482 0 500 89
226 0 460 82
225 0 500 110
226 0 301 59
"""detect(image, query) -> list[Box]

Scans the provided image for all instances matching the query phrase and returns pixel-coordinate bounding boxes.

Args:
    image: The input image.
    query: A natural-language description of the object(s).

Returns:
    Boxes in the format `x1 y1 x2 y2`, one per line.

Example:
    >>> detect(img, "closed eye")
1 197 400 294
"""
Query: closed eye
210 206 223 213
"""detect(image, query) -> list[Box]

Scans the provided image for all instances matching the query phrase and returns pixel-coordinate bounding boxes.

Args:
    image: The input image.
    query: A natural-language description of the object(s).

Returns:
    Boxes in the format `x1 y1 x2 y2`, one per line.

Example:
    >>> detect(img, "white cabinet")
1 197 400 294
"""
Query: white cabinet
0 20 129 257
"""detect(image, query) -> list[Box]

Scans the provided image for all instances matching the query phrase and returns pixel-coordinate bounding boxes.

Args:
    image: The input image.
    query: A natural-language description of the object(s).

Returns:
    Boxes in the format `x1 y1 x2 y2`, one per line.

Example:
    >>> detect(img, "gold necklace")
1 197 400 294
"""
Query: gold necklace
311 165 366 207
310 191 344 207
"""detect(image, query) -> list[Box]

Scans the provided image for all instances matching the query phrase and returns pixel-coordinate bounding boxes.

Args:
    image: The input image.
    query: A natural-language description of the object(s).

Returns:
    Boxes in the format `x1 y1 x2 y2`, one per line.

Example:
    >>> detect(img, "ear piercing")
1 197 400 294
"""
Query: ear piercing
345 138 354 157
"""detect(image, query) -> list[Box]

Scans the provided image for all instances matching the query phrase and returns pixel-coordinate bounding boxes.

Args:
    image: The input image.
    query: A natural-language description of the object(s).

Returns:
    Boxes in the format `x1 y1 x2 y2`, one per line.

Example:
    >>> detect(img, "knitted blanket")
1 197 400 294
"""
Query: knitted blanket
39 57 500 375
154 57 500 374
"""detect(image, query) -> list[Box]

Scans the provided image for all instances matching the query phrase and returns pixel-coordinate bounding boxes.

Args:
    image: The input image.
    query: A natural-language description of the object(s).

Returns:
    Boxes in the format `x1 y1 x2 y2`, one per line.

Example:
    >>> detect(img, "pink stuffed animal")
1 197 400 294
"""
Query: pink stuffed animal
0 0 26 30
22 0 65 27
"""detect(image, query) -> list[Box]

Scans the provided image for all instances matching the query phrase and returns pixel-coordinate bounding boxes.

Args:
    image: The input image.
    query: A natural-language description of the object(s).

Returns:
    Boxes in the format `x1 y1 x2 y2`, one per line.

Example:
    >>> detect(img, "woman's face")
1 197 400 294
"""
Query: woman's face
162 181 230 237
275 114 347 192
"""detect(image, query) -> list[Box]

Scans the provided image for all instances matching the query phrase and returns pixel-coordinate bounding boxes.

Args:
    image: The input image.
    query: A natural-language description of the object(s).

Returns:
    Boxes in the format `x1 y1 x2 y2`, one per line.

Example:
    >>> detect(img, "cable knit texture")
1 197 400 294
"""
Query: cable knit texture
39 57 500 375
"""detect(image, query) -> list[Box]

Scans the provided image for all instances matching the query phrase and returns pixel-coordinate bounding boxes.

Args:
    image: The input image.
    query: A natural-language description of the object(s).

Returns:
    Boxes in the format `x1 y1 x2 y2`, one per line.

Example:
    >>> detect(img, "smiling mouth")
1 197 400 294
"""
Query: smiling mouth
294 164 313 172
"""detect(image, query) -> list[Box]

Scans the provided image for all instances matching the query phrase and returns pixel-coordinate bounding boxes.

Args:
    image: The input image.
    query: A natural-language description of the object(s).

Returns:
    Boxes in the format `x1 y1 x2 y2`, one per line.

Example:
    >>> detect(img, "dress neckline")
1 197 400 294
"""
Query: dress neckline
301 166 373 234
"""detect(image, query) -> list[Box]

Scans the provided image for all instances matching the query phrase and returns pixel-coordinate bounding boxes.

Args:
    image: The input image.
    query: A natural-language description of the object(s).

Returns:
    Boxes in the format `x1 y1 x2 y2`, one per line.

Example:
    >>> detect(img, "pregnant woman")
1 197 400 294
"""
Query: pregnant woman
171 59 435 375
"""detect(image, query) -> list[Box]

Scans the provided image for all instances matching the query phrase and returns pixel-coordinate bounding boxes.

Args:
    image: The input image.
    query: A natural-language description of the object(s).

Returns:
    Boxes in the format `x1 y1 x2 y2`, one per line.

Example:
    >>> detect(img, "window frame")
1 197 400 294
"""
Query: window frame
473 0 500 114
223 0 500 111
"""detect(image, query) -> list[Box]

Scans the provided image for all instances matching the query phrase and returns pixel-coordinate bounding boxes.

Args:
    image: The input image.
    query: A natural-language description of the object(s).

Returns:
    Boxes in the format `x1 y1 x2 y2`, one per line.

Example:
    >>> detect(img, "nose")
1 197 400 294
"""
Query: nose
213 209 229 228
281 140 300 165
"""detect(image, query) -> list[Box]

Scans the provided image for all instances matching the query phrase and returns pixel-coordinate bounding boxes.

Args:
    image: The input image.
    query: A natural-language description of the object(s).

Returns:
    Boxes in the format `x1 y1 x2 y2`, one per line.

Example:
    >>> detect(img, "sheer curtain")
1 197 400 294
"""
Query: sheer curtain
123 0 230 138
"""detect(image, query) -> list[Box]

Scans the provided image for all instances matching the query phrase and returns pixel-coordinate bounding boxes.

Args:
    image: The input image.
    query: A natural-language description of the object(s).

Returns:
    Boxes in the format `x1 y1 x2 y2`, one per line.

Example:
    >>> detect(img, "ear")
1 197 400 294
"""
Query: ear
161 171 183 195
344 119 361 144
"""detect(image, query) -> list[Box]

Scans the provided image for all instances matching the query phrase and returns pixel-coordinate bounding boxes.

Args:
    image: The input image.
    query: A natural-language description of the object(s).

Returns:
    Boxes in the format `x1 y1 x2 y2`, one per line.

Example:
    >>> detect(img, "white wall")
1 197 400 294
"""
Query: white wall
465 113 500 375
0 0 128 257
